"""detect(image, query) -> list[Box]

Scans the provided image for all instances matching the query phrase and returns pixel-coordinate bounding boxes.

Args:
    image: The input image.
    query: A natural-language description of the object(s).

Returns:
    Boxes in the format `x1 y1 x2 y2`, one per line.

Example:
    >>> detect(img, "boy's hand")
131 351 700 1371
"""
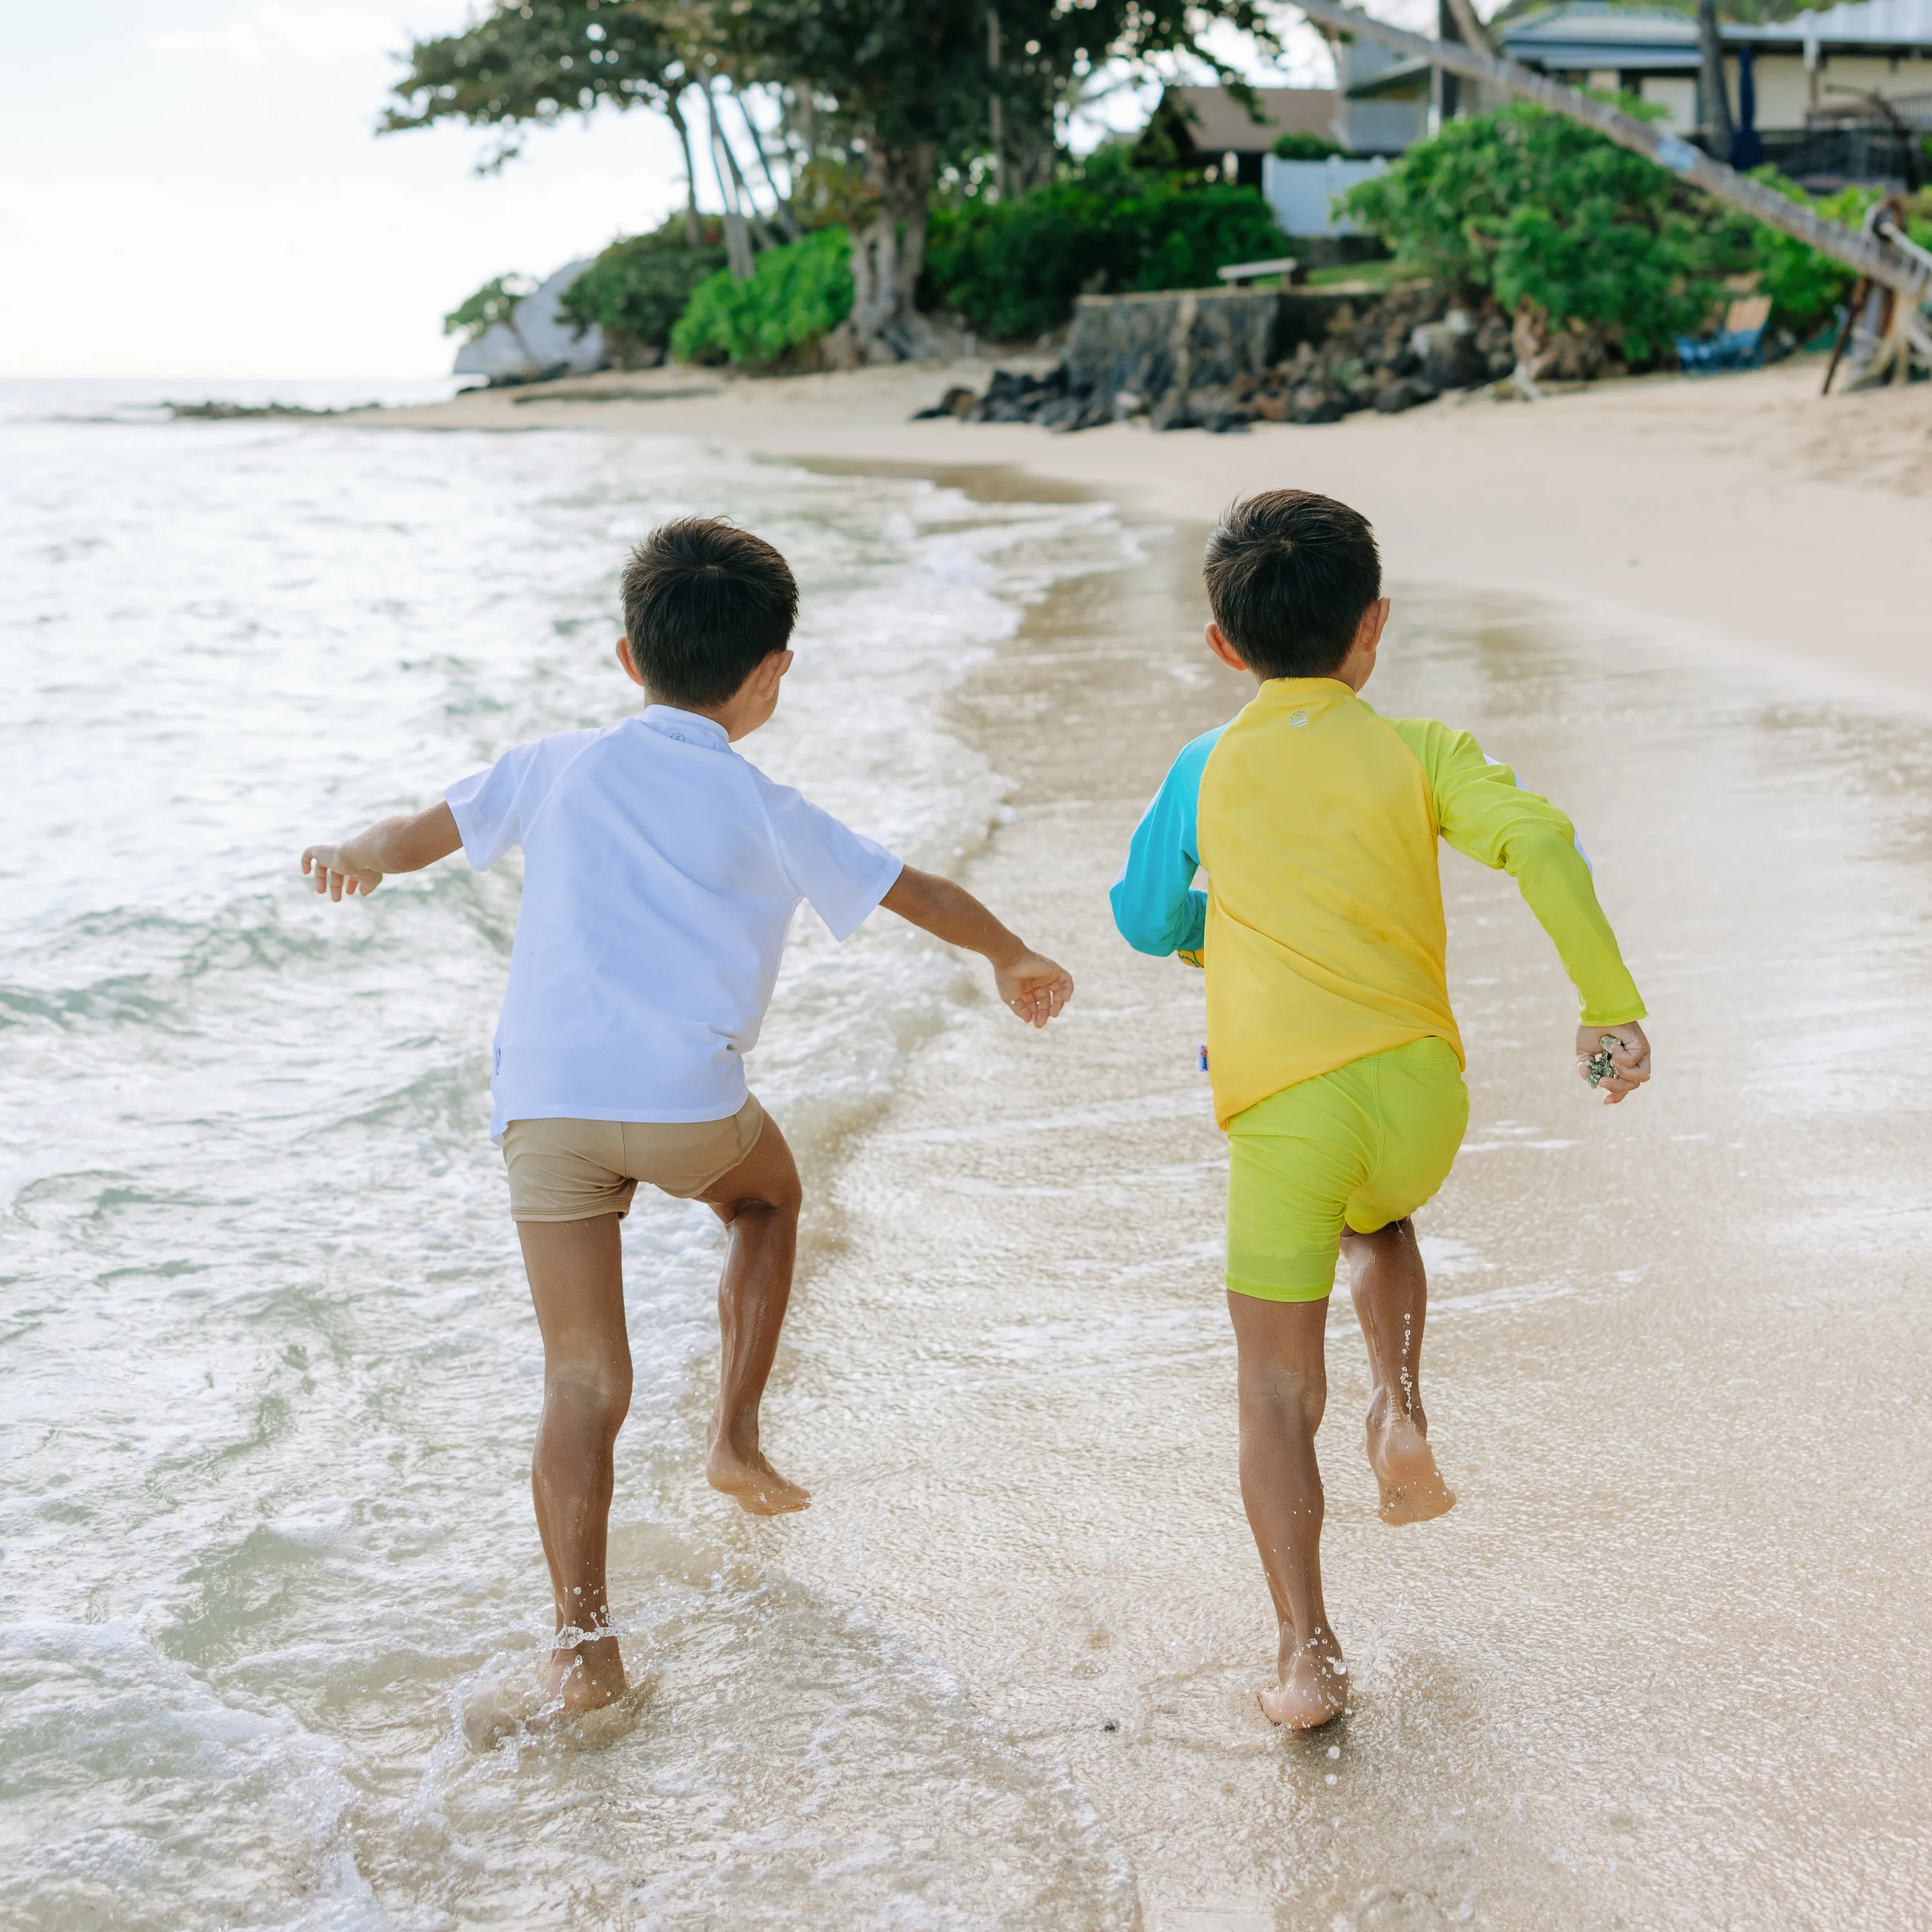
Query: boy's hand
994 949 1074 1028
301 844 383 900
299 806 461 902
880 865 1075 1027
1577 1021 1651 1104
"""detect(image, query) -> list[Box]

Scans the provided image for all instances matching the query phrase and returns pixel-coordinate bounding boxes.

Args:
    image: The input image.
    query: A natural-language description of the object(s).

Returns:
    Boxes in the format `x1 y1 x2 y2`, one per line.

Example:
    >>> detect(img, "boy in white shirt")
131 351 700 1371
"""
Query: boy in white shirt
301 518 1073 1712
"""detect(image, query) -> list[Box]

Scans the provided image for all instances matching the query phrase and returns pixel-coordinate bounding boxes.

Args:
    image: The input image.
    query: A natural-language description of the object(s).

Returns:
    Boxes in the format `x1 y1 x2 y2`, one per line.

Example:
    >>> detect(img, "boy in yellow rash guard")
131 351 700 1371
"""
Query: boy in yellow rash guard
1110 490 1651 1730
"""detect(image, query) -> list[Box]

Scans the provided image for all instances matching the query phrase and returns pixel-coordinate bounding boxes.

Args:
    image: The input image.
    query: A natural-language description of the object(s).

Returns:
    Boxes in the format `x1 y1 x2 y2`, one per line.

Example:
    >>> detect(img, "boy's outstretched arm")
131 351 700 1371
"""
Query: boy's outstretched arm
301 802 462 900
881 865 1072 1027
1399 719 1653 1107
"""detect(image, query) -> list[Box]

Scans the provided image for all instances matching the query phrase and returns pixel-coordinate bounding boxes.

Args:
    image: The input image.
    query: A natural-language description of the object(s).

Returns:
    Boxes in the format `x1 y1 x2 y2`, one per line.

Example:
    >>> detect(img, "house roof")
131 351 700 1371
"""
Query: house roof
1779 0 1932 46
1500 0 1932 64
1151 86 1338 155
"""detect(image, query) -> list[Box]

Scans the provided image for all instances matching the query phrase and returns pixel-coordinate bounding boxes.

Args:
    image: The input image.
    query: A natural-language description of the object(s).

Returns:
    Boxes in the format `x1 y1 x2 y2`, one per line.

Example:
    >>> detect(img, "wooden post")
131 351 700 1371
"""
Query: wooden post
1289 0 1932 305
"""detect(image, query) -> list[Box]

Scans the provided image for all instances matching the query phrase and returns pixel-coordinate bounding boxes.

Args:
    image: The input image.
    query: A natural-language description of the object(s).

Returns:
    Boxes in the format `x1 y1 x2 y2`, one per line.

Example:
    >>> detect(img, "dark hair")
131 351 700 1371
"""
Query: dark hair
1202 489 1381 679
621 518 799 709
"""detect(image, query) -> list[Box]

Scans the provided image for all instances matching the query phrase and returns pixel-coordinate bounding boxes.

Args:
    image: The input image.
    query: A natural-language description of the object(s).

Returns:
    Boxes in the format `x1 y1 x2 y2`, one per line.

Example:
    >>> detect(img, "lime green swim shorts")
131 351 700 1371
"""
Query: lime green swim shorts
1225 1035 1469 1302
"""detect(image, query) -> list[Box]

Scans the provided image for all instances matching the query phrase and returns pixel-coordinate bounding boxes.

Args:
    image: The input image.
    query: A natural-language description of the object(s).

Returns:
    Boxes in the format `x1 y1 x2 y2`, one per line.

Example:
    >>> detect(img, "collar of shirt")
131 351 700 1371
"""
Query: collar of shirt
1254 677 1356 706
640 705 731 752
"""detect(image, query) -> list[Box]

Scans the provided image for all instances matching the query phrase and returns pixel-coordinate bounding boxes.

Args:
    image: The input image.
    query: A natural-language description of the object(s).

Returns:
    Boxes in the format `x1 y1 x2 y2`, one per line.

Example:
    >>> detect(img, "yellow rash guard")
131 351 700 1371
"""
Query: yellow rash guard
1110 677 1646 1128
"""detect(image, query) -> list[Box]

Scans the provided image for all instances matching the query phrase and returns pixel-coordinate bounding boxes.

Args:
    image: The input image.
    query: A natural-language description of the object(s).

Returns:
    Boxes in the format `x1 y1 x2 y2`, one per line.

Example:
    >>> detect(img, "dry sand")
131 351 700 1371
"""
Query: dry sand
363 355 1932 707
355 365 1932 1927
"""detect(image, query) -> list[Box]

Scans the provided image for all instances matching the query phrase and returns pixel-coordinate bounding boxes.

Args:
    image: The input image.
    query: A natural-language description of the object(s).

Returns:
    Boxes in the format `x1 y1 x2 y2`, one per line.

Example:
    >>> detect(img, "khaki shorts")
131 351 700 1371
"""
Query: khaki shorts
502 1095 766 1222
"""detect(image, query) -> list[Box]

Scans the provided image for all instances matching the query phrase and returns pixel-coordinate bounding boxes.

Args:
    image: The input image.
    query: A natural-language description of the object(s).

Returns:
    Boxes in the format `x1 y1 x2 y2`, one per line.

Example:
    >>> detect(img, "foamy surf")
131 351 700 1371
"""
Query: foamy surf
0 386 1141 1927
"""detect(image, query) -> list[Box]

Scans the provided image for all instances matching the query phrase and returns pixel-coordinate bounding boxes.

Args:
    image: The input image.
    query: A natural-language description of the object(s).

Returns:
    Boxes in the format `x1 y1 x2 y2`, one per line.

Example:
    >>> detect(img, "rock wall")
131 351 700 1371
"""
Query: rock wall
922 280 1522 434
1063 288 1361 409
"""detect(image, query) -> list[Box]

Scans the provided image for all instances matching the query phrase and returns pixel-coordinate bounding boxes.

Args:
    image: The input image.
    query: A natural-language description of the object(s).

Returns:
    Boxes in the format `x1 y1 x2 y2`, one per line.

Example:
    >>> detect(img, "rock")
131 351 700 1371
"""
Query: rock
1411 314 1487 391
1287 385 1349 425
911 384 978 421
1148 391 1195 433
1185 384 1253 433
453 259 603 384
1473 311 1516 379
1374 376 1439 414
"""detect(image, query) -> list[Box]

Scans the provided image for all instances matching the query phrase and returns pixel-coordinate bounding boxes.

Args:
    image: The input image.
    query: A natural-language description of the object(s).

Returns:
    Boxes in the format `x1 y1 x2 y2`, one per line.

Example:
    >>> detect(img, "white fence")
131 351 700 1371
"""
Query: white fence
1261 155 1391 238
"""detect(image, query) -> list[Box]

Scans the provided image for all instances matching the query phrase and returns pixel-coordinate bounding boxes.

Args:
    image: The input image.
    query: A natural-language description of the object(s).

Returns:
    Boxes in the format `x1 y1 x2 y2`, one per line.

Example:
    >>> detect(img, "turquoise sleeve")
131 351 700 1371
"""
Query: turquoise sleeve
1394 717 1647 1027
1110 726 1225 956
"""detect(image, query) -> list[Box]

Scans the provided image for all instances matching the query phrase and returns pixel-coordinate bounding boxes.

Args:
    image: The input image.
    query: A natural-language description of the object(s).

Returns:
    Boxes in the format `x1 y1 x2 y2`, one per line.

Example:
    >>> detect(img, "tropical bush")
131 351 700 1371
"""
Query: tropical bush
1340 102 1724 363
670 227 855 366
559 217 728 366
921 147 1287 341
1343 106 1932 360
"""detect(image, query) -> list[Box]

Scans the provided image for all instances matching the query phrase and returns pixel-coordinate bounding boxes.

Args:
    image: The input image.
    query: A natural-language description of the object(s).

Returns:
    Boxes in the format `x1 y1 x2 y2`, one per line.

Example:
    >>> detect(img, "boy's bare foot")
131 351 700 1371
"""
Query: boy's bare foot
706 1436 811 1515
460 1634 632 1749
1260 1631 1349 1729
1367 1403 1457 1526
542 1631 629 1712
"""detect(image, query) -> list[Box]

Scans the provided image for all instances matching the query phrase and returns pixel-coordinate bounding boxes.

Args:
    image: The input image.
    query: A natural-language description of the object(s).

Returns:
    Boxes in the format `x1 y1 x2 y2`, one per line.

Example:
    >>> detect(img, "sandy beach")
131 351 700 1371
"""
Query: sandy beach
10 362 1924 1927
363 355 1932 708
343 365 1932 1927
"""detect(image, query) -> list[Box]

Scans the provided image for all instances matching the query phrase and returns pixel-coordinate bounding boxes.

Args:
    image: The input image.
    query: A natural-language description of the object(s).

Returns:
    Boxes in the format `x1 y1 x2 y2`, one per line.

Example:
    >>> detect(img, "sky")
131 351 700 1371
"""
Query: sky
0 1 1381 379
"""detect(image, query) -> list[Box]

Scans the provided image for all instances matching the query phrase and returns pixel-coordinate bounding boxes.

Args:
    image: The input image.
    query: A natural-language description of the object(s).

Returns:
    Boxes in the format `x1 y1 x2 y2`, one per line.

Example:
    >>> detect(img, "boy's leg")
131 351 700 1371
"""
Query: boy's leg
697 1113 810 1515
518 1212 633 1712
1341 1218 1455 1526
1227 1289 1350 1729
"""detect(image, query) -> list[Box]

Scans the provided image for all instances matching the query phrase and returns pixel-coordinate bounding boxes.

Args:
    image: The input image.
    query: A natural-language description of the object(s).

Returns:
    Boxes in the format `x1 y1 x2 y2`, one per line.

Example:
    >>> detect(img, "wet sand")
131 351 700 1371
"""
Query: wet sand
332 379 1932 1922
705 480 1932 1929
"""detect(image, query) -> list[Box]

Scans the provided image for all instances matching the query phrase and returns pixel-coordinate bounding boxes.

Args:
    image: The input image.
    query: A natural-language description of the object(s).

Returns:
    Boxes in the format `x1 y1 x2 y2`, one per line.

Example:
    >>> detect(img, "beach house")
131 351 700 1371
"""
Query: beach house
1345 0 1932 185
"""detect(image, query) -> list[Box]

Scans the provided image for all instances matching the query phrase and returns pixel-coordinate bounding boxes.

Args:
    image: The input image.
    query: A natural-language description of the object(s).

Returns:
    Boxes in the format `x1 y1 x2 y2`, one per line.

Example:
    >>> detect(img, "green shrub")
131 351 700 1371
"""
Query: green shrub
670 228 855 366
1746 173 1932 332
1270 131 1342 160
922 147 1287 341
560 218 728 366
443 274 533 341
1343 104 1932 359
1341 102 1721 362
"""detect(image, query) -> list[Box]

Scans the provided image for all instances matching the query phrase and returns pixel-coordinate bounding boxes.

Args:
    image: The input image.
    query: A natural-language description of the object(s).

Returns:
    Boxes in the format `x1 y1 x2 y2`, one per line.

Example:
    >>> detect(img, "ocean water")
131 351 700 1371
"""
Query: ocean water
14 379 1932 1932
0 381 1138 1929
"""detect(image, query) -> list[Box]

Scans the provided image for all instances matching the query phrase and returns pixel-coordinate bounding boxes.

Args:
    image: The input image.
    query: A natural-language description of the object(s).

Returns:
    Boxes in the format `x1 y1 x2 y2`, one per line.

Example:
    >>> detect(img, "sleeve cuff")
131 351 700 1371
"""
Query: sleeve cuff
442 784 485 871
827 853 904 943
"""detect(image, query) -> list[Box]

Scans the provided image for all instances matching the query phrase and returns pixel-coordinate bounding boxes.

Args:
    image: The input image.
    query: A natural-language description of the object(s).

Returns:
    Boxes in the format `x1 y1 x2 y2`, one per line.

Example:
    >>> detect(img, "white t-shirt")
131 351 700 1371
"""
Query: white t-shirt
446 705 903 1139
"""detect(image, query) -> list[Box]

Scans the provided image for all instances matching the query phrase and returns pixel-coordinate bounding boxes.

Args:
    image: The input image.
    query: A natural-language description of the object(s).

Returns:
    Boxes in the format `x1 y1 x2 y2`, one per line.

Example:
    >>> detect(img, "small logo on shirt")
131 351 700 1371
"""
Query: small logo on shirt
1287 710 1309 728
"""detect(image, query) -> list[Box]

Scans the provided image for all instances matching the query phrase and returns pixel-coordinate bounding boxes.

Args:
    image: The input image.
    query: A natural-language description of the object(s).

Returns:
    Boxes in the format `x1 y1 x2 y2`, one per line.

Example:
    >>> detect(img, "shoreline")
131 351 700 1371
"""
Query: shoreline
702 475 1932 1926
325 366 1932 1924
350 355 1932 711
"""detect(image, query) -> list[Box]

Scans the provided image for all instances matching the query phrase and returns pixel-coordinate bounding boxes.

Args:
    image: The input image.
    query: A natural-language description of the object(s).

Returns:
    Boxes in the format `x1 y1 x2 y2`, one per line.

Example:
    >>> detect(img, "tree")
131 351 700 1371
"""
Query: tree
386 0 1285 358
720 0 1284 355
1343 102 1729 363
383 1 707 243
1695 0 1734 158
